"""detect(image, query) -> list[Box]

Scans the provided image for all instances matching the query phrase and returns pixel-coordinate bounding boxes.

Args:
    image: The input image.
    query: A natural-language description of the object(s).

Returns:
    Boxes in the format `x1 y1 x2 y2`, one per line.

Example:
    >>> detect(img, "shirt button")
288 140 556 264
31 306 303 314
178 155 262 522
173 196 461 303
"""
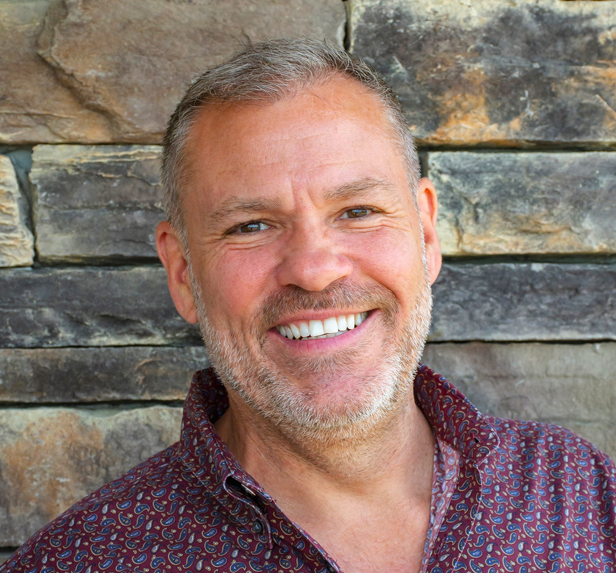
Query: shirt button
253 521 264 534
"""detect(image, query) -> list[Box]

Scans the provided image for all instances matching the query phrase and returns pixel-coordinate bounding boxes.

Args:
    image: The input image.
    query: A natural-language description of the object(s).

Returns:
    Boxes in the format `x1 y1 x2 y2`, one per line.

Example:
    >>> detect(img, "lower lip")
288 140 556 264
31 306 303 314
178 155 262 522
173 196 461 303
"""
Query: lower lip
268 311 376 352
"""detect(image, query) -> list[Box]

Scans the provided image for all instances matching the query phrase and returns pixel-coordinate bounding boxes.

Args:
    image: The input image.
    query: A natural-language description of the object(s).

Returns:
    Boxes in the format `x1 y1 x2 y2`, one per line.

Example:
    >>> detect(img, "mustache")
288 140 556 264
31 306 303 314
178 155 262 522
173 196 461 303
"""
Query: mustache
256 281 400 330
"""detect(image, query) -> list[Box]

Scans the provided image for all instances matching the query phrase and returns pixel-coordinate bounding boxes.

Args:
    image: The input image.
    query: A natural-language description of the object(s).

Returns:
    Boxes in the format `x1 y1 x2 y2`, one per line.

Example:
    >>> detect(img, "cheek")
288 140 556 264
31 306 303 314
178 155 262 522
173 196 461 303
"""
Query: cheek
345 230 426 299
200 248 277 326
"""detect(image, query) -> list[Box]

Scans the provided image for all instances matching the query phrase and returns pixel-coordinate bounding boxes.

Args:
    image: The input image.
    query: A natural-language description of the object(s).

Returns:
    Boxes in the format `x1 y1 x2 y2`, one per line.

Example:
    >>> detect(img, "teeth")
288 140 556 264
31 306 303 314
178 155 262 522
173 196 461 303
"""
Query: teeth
299 322 310 337
309 320 325 337
276 312 369 340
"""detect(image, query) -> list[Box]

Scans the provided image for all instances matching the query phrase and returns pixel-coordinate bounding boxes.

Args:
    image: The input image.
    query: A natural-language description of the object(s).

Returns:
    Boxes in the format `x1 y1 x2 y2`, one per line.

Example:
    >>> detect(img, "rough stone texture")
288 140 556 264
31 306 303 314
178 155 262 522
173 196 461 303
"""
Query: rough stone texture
0 0 116 144
0 266 201 348
0 263 614 347
0 405 182 546
430 263 616 341
350 0 616 146
0 346 208 403
0 156 34 268
429 152 616 255
422 342 616 459
31 145 163 262
1 0 345 145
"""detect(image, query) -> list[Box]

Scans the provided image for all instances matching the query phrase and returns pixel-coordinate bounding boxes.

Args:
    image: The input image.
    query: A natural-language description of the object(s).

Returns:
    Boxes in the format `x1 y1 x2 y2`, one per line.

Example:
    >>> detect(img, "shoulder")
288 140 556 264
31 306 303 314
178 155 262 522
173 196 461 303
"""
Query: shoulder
1 443 221 573
485 416 616 518
489 415 616 480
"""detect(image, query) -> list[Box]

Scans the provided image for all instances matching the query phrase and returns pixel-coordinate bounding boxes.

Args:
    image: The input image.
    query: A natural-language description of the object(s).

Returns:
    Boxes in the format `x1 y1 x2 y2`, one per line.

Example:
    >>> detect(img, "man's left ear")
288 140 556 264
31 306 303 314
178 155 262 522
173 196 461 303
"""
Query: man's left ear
155 221 199 324
416 177 442 285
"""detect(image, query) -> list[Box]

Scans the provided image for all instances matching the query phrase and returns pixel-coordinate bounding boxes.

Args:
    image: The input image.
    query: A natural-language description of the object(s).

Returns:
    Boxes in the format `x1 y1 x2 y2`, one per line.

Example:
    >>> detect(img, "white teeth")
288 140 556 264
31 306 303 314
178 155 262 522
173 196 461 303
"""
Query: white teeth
299 322 310 337
323 317 338 334
337 315 347 331
309 320 325 337
276 312 369 340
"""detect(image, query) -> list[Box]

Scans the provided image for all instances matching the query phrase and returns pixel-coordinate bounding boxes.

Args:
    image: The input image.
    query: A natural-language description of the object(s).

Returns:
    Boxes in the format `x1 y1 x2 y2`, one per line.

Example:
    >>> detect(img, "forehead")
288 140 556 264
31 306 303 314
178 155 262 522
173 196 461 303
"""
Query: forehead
183 75 406 208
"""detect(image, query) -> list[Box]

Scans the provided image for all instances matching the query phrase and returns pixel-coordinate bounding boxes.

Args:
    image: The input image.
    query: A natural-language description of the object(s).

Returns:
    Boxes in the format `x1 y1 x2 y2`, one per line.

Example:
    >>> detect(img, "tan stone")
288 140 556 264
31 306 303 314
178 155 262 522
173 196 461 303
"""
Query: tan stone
1 0 345 144
0 156 34 267
0 0 115 144
0 406 182 546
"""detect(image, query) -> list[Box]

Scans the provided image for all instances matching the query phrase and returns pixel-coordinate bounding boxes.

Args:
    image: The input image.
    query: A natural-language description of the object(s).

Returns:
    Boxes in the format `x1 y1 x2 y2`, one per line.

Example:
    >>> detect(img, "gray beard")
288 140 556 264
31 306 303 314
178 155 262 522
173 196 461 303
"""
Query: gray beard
189 268 433 447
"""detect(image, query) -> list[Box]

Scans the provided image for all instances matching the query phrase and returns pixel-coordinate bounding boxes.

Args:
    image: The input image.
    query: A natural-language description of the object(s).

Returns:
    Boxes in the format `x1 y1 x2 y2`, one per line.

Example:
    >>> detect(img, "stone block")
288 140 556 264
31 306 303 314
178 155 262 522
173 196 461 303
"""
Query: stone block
349 0 616 146
429 152 616 255
0 346 208 403
422 342 616 458
0 156 34 267
0 263 614 347
0 0 116 144
31 145 163 262
430 263 616 341
0 406 182 546
1 0 345 144
0 266 201 348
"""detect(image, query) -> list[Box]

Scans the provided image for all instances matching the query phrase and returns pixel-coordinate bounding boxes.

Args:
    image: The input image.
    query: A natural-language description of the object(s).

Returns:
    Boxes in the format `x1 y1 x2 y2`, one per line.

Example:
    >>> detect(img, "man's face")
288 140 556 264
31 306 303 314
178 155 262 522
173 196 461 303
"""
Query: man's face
158 75 441 440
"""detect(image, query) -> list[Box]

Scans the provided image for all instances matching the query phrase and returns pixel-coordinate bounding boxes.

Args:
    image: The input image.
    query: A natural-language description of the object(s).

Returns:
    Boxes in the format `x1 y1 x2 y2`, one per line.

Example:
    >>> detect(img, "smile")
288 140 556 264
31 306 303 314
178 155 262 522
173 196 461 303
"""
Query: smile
275 312 369 340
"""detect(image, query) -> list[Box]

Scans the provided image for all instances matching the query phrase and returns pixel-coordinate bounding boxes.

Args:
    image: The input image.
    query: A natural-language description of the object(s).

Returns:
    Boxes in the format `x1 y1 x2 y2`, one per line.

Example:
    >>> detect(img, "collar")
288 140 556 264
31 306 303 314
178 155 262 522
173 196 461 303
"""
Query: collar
414 364 499 465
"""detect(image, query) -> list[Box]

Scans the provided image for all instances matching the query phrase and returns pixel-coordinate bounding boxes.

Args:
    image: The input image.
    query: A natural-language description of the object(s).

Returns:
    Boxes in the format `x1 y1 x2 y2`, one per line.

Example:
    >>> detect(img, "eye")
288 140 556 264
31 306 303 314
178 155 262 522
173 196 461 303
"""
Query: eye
340 207 373 219
237 221 268 234
233 221 271 234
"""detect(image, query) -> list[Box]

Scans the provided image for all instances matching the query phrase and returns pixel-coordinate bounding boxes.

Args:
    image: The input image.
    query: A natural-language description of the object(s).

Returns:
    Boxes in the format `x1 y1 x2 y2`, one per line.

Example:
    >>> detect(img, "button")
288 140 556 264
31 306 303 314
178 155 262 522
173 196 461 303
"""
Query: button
253 521 264 534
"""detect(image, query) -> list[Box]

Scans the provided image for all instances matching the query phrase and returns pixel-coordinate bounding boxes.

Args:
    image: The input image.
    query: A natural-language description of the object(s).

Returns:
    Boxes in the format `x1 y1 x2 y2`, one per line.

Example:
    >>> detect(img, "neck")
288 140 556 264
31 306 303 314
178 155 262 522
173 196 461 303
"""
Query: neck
215 385 434 507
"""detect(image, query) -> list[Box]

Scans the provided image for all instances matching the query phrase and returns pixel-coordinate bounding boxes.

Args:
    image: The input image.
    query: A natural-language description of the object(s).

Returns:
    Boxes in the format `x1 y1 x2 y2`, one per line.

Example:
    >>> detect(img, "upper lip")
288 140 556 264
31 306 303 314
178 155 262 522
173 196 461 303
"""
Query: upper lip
271 309 373 328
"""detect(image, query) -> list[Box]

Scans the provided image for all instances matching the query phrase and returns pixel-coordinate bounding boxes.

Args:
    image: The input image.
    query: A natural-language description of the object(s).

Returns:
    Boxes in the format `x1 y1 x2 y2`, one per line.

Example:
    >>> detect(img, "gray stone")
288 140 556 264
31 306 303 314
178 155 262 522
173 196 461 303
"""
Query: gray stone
349 0 616 146
1 0 345 144
31 145 163 262
431 263 616 341
0 405 182 546
0 263 614 347
0 552 14 565
422 341 616 458
0 156 34 267
0 346 209 403
0 266 201 348
429 152 616 255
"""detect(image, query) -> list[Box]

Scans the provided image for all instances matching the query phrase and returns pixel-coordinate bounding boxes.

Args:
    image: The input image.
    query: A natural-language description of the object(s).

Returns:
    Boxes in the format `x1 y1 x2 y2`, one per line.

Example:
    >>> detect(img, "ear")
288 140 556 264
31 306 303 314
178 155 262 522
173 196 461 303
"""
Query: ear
155 221 199 324
416 177 442 285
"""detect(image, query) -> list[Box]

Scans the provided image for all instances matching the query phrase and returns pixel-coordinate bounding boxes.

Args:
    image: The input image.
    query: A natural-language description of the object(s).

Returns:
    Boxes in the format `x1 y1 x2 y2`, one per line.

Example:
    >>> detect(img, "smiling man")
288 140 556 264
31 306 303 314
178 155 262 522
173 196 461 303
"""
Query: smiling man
4 39 616 573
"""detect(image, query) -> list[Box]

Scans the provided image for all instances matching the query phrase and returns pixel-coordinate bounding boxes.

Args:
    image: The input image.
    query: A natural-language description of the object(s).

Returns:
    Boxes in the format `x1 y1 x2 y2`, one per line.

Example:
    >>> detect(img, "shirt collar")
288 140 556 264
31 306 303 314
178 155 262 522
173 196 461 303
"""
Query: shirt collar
414 364 500 465
179 364 500 496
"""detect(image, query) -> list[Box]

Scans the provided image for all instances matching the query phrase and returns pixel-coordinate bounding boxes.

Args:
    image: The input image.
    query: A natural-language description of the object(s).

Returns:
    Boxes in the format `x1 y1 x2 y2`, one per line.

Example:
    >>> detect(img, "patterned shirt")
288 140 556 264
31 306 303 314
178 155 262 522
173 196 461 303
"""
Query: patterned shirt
3 366 616 573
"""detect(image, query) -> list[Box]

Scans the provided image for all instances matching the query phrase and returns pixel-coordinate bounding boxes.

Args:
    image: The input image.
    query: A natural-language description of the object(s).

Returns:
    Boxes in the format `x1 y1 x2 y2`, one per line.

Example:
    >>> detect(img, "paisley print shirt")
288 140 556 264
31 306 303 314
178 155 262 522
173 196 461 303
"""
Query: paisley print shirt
3 366 616 573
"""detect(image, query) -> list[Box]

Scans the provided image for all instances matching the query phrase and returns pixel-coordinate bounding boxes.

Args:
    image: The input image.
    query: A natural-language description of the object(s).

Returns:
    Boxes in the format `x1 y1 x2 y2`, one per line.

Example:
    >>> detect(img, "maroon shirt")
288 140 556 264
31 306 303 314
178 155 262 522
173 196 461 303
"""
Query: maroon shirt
3 366 616 573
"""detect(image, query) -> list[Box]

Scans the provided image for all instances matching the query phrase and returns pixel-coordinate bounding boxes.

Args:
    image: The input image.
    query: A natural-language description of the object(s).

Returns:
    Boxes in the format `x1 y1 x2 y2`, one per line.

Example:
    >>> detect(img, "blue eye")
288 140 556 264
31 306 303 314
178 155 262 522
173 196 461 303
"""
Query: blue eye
341 208 372 219
237 221 269 234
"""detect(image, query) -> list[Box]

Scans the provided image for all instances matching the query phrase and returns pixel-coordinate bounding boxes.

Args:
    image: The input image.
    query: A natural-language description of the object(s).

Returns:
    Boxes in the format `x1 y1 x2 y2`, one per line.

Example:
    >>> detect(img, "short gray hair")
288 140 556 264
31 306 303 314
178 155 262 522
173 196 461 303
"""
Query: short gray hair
162 38 419 245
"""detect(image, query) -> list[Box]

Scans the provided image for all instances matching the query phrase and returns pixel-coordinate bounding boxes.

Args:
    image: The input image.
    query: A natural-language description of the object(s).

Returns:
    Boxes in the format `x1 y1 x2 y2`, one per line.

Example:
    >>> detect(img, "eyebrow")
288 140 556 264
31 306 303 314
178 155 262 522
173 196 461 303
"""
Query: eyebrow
210 196 283 222
209 177 393 222
323 177 393 202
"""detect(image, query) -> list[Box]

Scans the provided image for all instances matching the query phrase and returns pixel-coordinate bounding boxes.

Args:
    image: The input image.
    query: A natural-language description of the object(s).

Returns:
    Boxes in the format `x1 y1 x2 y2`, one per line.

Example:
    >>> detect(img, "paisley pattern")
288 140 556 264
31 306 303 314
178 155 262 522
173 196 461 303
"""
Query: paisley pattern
3 366 615 572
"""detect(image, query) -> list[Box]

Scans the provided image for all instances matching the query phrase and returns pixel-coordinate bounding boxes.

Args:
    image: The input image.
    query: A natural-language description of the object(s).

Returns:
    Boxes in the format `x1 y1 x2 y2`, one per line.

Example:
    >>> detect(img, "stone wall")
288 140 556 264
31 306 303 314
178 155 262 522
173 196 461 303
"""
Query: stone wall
0 0 615 560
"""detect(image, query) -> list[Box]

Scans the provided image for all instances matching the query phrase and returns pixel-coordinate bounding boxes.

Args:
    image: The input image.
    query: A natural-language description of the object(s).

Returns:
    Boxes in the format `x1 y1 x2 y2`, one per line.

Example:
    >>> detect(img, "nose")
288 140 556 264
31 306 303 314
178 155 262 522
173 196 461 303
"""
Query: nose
275 227 353 291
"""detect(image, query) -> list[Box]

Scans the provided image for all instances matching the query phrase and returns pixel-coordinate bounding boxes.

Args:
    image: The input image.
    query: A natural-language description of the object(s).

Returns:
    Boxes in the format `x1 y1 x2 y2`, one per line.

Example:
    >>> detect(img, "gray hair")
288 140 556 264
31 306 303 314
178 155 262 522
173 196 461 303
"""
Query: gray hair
161 38 419 246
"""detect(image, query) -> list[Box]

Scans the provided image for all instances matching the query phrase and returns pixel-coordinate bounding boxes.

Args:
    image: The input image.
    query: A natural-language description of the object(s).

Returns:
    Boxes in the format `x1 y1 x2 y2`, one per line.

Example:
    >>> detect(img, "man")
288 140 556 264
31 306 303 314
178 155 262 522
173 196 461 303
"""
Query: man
3 39 615 573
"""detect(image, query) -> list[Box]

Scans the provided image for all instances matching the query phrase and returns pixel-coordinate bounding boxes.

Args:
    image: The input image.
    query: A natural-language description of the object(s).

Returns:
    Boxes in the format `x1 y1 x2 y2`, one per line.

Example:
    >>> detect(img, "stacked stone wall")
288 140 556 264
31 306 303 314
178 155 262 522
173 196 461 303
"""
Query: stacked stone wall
0 0 615 560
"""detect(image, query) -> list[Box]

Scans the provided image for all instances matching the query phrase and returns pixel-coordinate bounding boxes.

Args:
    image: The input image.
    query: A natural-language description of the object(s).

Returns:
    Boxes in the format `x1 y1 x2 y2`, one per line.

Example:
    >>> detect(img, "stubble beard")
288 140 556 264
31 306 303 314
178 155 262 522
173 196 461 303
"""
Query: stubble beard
189 268 433 448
